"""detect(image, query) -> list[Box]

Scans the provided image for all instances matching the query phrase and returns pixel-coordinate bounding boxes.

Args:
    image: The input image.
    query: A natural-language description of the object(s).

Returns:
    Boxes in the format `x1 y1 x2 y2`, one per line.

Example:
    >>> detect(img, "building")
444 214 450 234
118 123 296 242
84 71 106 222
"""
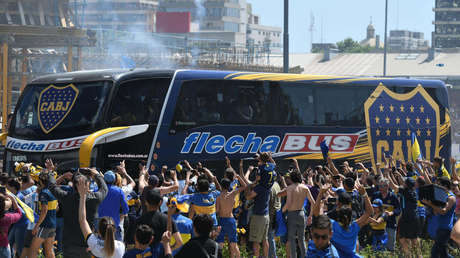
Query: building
158 0 247 45
388 30 429 51
75 0 159 32
433 0 460 48
246 4 282 54
359 22 383 49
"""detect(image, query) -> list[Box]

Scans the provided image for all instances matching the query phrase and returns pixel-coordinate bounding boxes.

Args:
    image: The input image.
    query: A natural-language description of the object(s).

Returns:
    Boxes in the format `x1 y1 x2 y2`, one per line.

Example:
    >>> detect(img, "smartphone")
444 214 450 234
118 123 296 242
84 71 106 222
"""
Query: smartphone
0 186 6 195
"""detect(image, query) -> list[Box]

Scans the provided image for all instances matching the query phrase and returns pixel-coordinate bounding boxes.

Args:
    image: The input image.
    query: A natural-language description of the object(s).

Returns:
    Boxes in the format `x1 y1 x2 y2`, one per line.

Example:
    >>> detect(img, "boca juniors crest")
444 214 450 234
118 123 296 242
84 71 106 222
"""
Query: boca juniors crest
364 84 440 167
38 84 79 134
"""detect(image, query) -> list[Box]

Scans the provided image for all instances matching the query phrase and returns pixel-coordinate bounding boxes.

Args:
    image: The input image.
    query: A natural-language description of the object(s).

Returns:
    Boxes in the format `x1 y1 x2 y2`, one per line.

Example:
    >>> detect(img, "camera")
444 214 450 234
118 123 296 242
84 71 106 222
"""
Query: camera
0 186 6 195
79 168 92 177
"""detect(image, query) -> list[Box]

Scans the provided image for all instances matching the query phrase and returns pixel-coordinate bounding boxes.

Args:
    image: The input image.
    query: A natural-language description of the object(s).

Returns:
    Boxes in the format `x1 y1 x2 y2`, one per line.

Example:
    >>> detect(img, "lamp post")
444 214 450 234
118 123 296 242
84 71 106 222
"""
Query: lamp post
283 0 289 73
383 0 388 76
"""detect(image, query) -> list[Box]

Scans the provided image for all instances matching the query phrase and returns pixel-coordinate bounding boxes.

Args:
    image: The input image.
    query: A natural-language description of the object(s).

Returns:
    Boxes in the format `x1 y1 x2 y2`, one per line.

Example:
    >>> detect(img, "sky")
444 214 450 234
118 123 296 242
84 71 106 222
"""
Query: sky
249 0 434 53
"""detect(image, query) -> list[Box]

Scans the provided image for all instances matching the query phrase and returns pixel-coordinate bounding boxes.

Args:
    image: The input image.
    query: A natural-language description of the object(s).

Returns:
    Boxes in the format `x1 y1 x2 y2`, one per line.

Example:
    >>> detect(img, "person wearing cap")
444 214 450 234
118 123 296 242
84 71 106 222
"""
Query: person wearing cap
29 171 58 258
166 197 193 256
98 170 129 241
368 199 388 251
371 178 400 251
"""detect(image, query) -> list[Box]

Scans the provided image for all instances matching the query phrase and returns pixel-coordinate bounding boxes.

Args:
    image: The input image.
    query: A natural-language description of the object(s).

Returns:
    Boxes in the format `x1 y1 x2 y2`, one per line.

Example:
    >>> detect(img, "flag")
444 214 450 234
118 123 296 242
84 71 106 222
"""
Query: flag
320 140 329 160
16 197 35 223
171 195 192 213
6 189 35 223
411 132 423 163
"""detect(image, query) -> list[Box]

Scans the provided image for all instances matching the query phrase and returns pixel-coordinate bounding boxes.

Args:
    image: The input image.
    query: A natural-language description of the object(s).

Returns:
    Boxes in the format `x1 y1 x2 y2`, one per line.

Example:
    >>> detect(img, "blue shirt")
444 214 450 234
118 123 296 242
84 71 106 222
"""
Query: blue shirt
172 214 194 256
258 163 276 188
330 219 360 257
306 240 339 258
98 184 129 226
38 189 57 228
190 191 220 226
252 185 270 215
435 191 457 231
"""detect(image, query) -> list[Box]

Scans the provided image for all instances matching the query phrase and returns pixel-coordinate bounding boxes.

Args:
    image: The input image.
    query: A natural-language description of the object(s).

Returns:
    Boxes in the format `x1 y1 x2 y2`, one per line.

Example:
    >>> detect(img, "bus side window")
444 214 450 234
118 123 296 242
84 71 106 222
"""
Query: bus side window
109 78 169 126
170 80 268 132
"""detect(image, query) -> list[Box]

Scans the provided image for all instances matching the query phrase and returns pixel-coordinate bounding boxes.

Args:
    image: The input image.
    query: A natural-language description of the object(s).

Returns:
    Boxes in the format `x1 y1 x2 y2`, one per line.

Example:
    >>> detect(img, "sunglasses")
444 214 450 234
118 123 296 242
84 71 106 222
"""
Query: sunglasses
312 233 329 240
378 185 388 188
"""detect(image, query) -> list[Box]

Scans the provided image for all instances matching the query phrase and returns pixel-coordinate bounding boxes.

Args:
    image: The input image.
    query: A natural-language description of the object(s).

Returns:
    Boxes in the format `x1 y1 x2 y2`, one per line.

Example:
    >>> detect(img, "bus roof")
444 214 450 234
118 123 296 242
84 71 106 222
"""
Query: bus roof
30 69 446 89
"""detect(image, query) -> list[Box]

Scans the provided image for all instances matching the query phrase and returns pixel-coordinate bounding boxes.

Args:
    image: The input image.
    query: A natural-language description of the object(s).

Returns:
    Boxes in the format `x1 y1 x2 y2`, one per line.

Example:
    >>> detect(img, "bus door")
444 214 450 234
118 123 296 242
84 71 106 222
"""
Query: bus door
101 77 170 174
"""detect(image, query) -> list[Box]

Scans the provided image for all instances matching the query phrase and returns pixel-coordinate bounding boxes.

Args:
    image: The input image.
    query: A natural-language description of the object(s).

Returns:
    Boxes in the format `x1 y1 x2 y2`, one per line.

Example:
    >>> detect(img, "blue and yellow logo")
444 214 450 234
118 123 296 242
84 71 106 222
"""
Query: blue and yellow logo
38 84 79 134
364 84 440 167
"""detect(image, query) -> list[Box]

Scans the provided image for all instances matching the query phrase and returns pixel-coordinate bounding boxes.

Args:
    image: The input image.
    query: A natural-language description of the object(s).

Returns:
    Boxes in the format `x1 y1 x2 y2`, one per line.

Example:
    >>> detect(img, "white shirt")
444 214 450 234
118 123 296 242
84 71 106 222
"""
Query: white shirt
87 233 125 258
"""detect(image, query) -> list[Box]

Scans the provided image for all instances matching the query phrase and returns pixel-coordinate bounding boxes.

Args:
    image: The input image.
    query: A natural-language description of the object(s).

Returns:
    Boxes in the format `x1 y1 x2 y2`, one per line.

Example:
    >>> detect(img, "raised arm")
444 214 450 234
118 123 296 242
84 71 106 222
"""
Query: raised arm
313 183 330 217
181 170 192 195
119 160 135 190
326 157 339 176
356 180 373 228
238 159 249 186
138 164 148 194
159 170 179 195
89 168 108 201
77 178 92 239
203 168 221 191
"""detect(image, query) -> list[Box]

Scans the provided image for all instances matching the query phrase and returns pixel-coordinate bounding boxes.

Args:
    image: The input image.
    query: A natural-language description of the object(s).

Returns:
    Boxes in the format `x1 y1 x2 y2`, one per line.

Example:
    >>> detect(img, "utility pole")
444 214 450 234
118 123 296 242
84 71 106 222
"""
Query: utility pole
283 0 289 73
383 0 388 76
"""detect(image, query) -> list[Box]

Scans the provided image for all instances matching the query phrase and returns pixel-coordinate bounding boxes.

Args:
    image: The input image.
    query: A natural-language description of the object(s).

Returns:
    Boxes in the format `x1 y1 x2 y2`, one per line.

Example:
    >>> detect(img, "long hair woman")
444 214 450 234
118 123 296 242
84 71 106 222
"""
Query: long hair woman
0 192 22 257
77 177 125 257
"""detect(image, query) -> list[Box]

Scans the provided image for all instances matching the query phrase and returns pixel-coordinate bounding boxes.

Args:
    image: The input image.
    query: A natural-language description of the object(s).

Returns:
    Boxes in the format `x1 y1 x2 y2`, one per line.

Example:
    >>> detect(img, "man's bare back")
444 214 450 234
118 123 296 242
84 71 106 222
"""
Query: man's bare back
217 191 237 218
284 183 313 212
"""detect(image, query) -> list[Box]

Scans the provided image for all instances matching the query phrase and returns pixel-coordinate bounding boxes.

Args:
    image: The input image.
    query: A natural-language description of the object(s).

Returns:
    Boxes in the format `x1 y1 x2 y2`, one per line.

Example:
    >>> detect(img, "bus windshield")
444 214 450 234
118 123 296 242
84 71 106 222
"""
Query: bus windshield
11 81 112 139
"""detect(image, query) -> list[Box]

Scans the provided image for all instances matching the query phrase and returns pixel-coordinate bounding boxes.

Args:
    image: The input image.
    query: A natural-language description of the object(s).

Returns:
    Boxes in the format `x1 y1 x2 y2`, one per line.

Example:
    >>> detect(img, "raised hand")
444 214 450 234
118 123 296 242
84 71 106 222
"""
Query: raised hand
45 158 56 171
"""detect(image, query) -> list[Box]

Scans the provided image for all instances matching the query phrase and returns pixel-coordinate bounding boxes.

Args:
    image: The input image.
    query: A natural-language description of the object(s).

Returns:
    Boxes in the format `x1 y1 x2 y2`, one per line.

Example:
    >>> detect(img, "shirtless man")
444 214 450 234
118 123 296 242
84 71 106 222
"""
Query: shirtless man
216 163 247 258
278 170 315 258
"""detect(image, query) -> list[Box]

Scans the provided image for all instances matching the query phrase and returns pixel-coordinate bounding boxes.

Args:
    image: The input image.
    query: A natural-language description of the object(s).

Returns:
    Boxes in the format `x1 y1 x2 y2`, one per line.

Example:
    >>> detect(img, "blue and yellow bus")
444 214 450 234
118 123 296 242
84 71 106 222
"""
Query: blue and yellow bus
3 69 452 175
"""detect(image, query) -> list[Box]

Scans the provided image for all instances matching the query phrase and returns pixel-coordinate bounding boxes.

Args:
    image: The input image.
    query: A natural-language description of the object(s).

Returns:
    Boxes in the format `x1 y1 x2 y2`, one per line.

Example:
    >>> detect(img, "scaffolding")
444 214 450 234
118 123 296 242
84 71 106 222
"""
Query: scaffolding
0 0 95 131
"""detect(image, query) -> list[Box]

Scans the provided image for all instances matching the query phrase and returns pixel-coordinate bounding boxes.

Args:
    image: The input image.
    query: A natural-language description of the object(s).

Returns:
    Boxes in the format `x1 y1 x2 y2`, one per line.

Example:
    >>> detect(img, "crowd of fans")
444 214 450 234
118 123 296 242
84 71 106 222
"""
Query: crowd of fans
0 152 459 258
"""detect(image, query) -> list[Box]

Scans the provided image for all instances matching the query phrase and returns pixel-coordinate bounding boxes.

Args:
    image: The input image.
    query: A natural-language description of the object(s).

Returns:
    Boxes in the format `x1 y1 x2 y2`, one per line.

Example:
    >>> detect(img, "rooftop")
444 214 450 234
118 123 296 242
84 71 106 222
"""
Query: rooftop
271 52 460 77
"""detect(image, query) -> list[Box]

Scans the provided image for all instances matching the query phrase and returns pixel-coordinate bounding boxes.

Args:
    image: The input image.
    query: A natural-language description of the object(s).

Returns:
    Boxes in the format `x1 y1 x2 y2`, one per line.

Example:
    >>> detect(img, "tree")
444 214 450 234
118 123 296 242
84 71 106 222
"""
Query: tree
336 38 372 53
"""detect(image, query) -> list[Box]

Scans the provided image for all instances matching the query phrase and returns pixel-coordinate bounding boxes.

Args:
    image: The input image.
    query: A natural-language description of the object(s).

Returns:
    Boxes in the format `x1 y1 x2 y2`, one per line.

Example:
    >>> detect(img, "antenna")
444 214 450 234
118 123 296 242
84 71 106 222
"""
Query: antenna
321 16 323 44
309 12 315 52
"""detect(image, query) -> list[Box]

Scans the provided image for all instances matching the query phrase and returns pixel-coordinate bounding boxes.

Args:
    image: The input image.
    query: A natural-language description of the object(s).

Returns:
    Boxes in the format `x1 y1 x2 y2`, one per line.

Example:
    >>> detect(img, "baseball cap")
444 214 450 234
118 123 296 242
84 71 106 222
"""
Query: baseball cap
104 171 116 184
372 198 383 208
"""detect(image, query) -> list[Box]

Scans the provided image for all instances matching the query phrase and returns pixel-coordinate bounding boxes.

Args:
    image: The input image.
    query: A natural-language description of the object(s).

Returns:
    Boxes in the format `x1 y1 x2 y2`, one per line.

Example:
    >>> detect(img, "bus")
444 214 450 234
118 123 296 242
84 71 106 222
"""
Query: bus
3 69 452 176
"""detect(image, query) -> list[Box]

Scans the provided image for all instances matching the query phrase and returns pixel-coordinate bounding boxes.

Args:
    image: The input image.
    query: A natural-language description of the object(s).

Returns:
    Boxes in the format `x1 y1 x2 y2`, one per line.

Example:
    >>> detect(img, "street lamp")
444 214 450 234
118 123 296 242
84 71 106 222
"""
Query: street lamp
383 0 388 76
283 0 289 73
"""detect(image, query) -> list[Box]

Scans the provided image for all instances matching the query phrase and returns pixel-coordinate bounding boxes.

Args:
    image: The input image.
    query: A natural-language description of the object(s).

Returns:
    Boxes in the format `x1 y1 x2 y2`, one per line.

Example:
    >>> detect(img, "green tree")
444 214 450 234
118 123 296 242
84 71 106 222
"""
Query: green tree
336 37 372 53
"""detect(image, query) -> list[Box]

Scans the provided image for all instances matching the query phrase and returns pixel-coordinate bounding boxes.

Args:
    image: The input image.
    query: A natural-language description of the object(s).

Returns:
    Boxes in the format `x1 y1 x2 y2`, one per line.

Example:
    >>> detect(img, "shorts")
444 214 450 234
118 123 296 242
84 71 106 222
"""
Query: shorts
24 230 34 248
36 227 56 239
249 214 269 243
217 217 238 243
399 217 419 239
